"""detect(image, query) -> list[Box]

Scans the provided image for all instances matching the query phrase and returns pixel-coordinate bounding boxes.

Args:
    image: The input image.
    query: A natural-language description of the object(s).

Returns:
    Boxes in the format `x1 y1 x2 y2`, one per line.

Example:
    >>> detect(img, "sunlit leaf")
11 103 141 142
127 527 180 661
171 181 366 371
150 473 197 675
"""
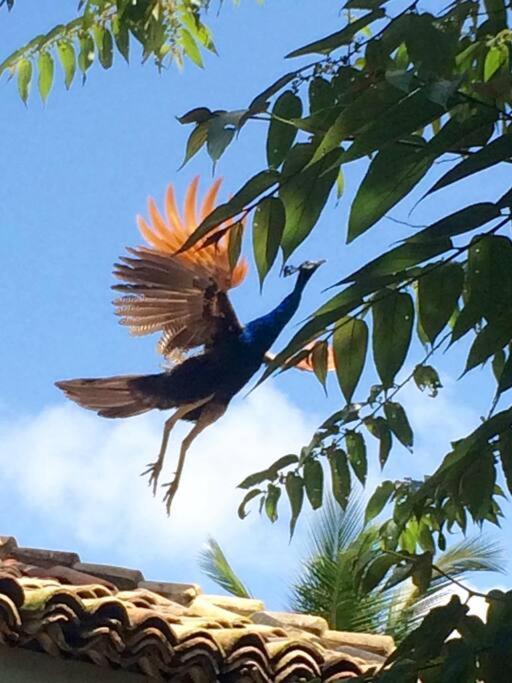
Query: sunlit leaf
181 28 203 67
17 58 32 103
265 483 281 523
78 32 95 74
56 41 75 89
93 25 113 69
38 51 54 102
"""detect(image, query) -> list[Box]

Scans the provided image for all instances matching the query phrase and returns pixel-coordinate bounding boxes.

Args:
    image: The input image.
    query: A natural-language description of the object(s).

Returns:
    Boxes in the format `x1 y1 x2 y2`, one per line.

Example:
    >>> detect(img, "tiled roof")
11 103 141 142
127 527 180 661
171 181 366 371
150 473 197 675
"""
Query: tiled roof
0 536 394 681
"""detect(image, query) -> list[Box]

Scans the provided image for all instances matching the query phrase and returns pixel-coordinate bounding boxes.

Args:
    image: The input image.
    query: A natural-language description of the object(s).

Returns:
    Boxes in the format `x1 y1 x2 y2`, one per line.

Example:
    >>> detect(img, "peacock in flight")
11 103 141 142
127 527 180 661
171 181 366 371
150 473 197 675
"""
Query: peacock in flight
56 178 331 514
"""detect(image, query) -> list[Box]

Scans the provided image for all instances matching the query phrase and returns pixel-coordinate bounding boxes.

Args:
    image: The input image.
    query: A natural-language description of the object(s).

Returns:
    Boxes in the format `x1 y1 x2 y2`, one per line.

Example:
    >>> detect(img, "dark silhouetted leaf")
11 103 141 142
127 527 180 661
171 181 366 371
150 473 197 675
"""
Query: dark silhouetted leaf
308 76 333 114
180 122 208 168
384 402 414 449
286 472 304 538
372 290 414 387
418 261 464 343
252 197 285 287
498 354 512 394
365 480 395 524
178 107 213 124
348 140 433 242
327 448 351 509
365 416 393 467
304 459 323 510
286 10 385 58
428 134 512 195
360 554 397 593
112 16 129 62
333 317 368 402
498 430 512 495
228 221 244 271
238 489 261 519
413 364 442 396
346 432 367 485
267 91 302 168
311 340 329 390
464 314 512 373
94 25 113 69
412 203 501 242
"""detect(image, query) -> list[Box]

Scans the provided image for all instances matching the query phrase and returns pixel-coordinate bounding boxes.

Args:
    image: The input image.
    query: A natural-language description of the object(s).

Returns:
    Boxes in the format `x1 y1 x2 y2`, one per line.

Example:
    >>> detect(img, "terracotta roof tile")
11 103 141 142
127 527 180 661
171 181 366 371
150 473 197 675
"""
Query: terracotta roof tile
0 535 394 681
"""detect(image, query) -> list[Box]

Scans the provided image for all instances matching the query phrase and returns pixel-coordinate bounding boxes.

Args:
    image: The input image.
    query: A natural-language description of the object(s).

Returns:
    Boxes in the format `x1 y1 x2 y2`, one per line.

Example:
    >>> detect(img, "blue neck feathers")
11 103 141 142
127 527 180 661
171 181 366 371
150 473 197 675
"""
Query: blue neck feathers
241 269 311 354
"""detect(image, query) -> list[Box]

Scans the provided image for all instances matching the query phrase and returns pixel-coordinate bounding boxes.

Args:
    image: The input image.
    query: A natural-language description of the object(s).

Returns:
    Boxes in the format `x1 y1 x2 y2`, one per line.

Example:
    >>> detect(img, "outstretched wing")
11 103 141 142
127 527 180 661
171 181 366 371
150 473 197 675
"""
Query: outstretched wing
112 177 248 358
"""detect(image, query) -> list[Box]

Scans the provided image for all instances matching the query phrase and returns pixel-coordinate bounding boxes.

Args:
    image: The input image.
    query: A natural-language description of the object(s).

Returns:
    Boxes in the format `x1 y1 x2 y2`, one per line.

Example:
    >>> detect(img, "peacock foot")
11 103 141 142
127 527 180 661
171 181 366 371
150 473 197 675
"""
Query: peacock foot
141 460 163 496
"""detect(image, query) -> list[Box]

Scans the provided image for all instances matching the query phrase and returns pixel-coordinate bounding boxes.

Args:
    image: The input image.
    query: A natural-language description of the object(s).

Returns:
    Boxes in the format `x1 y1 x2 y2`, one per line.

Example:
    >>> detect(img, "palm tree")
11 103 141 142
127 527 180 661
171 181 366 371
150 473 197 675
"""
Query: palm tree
199 495 504 640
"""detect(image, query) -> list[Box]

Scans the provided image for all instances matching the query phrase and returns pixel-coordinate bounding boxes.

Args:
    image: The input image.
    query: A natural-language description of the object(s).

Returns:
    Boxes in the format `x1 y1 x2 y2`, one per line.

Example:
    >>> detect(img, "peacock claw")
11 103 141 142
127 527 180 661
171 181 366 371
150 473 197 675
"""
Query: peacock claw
162 478 179 516
141 461 162 496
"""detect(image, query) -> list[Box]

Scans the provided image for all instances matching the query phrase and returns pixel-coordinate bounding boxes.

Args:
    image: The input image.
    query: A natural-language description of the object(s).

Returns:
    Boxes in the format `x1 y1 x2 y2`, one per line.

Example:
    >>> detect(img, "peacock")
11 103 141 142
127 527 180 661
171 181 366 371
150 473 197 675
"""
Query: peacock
56 178 329 514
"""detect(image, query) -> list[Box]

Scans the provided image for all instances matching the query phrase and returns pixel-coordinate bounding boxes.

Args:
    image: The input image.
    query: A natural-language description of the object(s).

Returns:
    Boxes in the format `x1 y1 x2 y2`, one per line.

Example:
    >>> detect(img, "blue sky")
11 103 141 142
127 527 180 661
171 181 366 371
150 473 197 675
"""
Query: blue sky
0 1 510 609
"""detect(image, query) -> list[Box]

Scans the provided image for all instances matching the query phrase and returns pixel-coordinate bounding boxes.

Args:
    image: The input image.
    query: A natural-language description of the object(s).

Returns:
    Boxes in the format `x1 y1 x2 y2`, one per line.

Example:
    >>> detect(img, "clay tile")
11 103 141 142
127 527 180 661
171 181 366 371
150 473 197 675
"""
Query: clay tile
12 547 80 568
201 594 265 617
138 580 201 605
73 562 144 590
251 611 328 636
321 630 394 657
0 536 17 558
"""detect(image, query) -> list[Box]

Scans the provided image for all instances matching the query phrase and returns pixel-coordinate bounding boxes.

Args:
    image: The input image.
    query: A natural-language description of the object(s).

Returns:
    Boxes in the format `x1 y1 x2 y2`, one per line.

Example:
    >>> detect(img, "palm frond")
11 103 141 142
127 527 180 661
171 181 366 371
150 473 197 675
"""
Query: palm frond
198 537 252 599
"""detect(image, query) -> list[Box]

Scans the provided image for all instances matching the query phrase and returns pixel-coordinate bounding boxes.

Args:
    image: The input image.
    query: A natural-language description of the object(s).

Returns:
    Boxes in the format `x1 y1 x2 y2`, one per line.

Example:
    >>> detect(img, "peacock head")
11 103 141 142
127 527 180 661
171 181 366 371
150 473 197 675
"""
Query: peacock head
283 259 325 288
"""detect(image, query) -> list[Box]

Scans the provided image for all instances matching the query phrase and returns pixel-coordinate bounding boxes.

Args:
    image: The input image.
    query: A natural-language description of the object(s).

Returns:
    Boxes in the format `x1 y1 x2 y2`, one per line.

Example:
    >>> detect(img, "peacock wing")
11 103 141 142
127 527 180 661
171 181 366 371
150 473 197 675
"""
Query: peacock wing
112 246 243 357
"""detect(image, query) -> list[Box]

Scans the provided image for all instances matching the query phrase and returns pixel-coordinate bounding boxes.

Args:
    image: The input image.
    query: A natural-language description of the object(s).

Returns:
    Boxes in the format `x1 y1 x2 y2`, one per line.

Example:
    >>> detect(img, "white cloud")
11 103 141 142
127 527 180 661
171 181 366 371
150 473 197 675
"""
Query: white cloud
0 385 316 575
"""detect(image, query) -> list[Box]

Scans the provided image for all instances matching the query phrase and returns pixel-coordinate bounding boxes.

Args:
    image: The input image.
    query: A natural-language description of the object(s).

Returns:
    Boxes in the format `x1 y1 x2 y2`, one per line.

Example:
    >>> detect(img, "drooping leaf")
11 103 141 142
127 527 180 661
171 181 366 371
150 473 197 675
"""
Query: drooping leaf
237 489 262 519
228 220 244 271
360 554 396 593
365 480 395 524
17 58 32 103
180 28 203 67
384 402 414 449
304 459 324 510
286 10 385 58
267 91 303 168
311 340 329 390
265 483 281 523
252 197 285 287
237 454 299 489
286 472 304 538
418 261 464 343
78 32 95 74
38 51 54 102
180 122 208 168
111 16 129 62
93 25 113 69
206 118 235 163
428 134 512 195
346 432 367 485
372 289 414 387
280 144 339 260
56 40 76 89
308 76 334 114
365 417 393 467
348 139 434 242
413 364 442 396
464 314 512 374
333 317 368 403
327 448 351 509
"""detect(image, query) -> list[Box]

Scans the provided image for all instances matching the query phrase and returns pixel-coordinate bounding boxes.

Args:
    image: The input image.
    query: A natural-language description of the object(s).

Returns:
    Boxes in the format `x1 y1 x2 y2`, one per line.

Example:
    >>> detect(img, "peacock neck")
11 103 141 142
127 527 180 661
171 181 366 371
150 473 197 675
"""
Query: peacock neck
241 273 308 355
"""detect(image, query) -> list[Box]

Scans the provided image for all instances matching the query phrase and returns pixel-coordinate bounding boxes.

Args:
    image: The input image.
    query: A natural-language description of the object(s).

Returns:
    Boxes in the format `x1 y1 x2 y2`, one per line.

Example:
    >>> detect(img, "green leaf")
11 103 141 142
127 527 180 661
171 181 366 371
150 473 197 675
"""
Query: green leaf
498 354 512 394
311 340 329 390
333 317 368 403
17 58 32 103
342 239 453 284
38 51 54 103
179 170 280 252
56 41 75 89
413 365 442 397
228 221 244 271
418 262 464 343
111 16 129 62
308 77 333 114
428 134 512 196
346 432 367 485
405 13 457 78
384 402 413 449
267 91 302 168
78 32 95 74
365 417 393 467
327 448 351 509
365 481 395 524
265 483 281 523
360 554 396 593
347 140 433 242
464 314 512 374
237 489 262 519
372 290 414 387
413 203 501 243
304 459 323 510
238 454 299 489
179 122 208 168
280 144 339 260
248 70 300 113
484 44 508 81
498 431 512 495
94 25 113 69
286 10 385 58
465 235 512 321
492 348 506 382
206 118 235 163
286 472 304 538
181 28 203 67
252 197 285 287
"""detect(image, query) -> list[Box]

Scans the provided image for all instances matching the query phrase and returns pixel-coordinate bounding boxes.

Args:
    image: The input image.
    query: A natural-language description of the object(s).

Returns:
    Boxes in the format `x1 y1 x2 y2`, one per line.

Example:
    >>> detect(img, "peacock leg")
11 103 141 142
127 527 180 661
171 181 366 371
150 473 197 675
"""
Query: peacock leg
141 395 214 495
162 402 227 515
